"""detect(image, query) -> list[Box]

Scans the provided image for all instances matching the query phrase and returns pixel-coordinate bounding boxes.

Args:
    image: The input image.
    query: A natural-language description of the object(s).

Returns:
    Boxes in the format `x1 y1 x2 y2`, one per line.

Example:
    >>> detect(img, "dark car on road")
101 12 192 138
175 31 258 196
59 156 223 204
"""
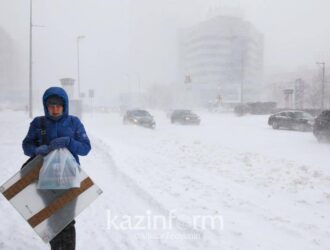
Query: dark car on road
313 110 330 142
170 110 200 125
268 110 314 131
123 109 156 129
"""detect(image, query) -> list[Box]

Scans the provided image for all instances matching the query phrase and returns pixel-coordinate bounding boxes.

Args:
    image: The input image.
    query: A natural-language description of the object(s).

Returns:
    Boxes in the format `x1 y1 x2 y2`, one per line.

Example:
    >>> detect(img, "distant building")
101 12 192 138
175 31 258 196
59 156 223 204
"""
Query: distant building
180 15 263 106
0 28 13 100
0 27 23 107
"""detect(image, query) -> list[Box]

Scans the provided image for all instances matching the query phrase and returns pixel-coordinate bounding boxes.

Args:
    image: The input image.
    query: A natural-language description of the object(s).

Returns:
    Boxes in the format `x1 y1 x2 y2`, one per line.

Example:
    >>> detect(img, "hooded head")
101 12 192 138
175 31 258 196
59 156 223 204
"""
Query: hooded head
42 87 69 120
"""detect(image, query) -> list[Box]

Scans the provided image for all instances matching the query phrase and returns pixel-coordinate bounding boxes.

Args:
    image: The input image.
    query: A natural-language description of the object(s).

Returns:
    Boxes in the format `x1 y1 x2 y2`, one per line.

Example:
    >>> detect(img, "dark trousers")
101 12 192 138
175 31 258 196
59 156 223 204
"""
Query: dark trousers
37 189 77 250
50 220 76 250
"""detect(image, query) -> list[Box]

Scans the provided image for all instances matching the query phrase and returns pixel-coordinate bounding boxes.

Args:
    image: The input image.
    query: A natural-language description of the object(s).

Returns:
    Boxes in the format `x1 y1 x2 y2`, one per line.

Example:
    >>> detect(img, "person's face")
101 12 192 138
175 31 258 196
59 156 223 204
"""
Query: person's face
47 104 64 117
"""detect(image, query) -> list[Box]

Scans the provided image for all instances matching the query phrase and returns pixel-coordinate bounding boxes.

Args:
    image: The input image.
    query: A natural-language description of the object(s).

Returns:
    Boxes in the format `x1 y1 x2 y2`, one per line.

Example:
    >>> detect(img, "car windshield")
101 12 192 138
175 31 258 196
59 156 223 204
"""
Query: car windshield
131 110 151 117
293 112 314 119
176 110 193 115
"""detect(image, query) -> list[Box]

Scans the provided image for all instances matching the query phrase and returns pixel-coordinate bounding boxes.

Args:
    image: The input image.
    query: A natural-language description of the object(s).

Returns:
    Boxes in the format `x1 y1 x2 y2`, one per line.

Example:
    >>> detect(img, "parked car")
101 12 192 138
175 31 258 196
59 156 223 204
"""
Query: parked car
170 110 200 125
234 102 277 116
123 109 156 129
268 110 314 131
313 110 330 142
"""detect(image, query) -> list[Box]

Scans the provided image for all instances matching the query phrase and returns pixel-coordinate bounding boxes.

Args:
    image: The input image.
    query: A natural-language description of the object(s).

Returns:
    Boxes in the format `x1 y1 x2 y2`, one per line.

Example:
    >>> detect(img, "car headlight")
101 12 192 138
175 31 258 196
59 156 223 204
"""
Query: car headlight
133 118 138 122
185 117 190 120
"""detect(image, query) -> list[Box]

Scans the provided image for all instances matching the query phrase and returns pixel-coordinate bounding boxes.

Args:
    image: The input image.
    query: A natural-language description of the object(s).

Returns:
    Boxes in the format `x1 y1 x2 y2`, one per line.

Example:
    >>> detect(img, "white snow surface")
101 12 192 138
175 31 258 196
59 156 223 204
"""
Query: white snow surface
0 110 330 250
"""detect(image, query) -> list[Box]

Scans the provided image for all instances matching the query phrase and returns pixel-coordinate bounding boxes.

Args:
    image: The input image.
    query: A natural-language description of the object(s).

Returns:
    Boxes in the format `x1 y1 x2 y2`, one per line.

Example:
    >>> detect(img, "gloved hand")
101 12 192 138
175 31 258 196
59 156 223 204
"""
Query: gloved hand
49 137 70 150
35 145 49 156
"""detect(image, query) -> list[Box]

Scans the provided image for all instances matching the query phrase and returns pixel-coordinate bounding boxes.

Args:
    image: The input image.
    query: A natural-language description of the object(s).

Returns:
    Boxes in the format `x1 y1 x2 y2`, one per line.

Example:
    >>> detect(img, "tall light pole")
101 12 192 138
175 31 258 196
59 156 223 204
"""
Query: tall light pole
240 51 245 104
232 36 245 104
77 35 85 98
136 72 141 98
129 72 141 102
316 62 326 110
28 0 33 118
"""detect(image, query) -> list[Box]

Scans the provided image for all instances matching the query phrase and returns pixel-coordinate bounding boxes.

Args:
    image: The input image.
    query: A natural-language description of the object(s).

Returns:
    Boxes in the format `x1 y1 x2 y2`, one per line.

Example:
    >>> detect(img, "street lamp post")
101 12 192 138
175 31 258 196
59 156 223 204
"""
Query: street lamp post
316 62 326 110
28 0 45 118
232 36 245 104
136 72 141 98
131 72 141 102
240 51 245 104
29 0 33 118
77 35 85 98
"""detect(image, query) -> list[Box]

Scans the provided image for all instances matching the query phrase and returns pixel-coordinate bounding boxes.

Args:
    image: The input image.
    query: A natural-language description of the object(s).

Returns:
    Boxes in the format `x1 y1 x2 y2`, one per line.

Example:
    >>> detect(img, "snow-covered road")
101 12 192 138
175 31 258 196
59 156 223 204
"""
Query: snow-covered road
1 110 330 250
84 111 330 250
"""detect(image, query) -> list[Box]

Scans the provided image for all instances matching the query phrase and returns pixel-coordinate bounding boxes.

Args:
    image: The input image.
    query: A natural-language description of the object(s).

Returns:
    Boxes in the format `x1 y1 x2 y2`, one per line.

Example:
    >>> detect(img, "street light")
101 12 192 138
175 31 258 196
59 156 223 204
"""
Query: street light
28 0 45 118
136 72 141 97
28 0 33 118
240 50 245 104
316 62 326 110
126 72 141 101
77 35 85 98
231 36 245 104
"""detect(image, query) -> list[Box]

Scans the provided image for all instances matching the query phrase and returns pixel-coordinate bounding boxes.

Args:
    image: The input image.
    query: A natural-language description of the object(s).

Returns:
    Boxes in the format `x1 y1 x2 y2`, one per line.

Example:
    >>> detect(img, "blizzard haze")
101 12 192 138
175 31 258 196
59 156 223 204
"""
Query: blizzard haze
0 0 330 107
1 1 330 250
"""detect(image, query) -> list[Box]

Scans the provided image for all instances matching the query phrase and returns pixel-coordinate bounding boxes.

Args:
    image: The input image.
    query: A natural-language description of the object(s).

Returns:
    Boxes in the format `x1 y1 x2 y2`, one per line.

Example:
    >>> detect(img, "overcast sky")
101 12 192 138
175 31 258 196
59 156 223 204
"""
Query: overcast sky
0 0 330 106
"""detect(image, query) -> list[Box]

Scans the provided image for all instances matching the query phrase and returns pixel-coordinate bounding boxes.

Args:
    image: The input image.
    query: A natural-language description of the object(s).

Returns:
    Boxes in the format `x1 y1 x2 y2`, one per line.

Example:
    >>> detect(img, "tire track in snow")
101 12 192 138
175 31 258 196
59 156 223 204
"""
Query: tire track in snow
80 135 205 250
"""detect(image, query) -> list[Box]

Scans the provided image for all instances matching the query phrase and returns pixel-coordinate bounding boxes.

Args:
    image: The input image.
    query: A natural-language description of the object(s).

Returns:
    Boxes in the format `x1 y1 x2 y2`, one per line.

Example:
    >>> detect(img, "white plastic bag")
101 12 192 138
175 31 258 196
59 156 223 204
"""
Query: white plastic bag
37 148 81 189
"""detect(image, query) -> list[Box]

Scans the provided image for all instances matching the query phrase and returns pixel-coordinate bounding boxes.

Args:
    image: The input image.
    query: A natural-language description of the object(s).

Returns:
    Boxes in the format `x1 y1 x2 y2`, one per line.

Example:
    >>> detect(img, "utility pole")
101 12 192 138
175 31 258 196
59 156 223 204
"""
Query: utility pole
240 51 244 104
77 35 85 98
28 1 45 117
29 0 33 118
137 72 141 99
316 62 326 110
234 36 245 104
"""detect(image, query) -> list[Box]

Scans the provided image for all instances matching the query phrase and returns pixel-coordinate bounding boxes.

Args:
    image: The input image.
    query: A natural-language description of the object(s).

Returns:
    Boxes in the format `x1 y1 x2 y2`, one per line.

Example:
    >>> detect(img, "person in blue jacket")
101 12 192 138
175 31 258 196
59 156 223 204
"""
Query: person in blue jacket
22 86 91 250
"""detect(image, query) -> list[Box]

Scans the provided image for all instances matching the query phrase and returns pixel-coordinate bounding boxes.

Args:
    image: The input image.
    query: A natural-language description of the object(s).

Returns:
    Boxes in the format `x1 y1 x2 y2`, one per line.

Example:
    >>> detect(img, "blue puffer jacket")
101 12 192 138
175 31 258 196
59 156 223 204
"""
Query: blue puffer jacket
22 87 91 164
